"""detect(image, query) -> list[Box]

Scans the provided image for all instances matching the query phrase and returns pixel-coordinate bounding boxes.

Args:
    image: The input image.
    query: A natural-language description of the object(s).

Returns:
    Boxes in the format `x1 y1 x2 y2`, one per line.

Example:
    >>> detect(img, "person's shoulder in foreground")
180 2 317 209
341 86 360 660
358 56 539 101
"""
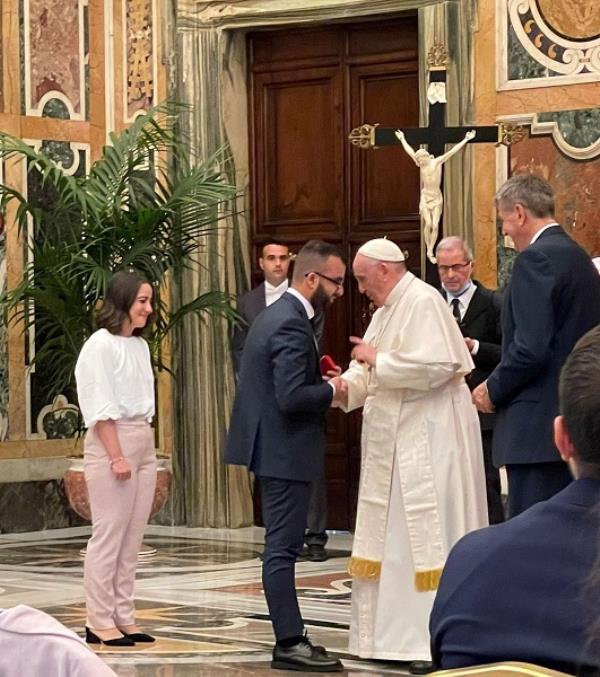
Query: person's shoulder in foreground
432 323 600 675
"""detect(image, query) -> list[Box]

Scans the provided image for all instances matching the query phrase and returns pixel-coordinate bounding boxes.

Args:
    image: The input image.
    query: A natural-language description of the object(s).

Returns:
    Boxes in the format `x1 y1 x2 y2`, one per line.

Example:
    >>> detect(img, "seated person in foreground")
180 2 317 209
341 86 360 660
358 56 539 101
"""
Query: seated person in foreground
0 605 116 676
430 325 600 674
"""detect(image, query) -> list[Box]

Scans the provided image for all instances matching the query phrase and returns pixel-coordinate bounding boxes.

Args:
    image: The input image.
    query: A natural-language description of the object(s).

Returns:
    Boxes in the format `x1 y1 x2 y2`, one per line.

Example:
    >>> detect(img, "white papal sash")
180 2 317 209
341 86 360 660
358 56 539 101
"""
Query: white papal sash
347 389 446 591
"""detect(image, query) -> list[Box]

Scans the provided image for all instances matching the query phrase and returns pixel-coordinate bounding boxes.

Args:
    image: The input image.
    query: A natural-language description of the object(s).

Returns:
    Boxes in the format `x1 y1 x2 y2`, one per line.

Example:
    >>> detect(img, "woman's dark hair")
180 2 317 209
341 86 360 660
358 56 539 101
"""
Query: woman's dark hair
95 269 155 336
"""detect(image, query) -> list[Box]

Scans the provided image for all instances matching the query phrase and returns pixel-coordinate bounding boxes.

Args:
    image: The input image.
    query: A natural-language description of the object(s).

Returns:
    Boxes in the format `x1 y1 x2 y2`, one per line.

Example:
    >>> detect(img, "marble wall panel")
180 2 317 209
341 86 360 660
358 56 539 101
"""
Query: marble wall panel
25 142 87 438
0 478 174 533
0 160 7 442
0 479 86 533
506 20 551 82
125 0 155 120
536 107 600 151
509 132 600 255
0 1 4 113
23 0 86 119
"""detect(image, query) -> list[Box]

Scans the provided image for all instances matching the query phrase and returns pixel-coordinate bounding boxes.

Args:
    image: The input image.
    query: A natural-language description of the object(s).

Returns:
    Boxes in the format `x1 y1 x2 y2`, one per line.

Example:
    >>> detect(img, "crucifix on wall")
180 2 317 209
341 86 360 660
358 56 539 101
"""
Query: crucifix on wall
349 42 525 269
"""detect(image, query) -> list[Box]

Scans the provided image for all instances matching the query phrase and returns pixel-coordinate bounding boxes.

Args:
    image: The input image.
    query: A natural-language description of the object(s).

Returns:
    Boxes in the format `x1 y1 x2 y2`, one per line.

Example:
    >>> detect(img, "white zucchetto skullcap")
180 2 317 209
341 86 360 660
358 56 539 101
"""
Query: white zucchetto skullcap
357 238 405 262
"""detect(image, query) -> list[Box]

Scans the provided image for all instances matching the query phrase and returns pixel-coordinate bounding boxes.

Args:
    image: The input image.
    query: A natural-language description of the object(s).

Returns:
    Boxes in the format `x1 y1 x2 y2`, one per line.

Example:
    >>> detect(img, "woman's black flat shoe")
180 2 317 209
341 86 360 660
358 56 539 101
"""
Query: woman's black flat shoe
85 626 135 646
121 631 155 643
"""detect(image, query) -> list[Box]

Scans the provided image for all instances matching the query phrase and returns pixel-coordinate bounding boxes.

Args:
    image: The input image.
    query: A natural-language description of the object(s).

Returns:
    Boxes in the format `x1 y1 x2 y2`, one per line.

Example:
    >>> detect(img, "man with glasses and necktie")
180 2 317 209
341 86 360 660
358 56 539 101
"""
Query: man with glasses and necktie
436 236 504 524
225 240 347 672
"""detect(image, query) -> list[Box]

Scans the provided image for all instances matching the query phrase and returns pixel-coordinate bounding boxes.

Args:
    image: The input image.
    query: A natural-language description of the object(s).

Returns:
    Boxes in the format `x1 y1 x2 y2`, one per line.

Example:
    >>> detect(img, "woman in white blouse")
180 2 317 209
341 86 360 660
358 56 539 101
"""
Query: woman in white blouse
75 270 157 647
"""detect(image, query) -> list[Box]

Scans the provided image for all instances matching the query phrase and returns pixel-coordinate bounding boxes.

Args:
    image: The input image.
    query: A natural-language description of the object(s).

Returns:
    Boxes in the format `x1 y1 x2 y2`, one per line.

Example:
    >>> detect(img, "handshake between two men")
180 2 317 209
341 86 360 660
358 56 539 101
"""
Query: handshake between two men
324 336 376 409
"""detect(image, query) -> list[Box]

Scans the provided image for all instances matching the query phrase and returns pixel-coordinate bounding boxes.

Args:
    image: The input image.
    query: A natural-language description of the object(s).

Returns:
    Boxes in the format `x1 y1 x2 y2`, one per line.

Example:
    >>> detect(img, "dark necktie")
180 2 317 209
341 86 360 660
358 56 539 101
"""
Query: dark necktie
451 297 461 322
309 317 320 353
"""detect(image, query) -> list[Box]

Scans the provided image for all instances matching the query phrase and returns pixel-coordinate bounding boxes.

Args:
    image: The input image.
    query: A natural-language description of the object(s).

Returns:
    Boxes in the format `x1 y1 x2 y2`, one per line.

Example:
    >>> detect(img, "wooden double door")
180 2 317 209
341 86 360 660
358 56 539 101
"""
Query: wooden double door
248 15 421 529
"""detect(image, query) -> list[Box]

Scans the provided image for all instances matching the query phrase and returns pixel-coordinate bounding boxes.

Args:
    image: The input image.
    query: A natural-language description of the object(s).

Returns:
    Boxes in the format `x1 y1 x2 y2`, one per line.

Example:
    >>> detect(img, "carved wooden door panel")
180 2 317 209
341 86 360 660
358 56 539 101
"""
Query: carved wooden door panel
248 15 419 529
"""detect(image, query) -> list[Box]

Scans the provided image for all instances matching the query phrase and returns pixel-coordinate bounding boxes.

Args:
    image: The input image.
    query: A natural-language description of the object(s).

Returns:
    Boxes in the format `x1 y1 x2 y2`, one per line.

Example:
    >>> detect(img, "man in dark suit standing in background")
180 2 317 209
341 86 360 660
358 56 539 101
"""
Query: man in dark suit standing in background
472 173 600 517
232 242 291 374
430 325 600 673
436 236 504 524
225 240 346 672
231 241 330 562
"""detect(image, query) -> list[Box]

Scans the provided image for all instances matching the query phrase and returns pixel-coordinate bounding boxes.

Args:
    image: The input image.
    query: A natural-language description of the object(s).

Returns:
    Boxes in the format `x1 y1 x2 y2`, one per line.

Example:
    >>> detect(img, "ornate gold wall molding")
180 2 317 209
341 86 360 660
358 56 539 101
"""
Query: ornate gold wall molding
124 0 157 121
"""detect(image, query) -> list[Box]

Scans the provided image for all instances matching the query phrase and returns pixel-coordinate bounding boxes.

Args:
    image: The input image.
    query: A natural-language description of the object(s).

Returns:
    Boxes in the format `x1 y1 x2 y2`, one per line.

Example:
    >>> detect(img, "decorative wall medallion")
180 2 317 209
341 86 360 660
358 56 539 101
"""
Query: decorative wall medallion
36 394 81 440
537 0 600 41
498 0 600 89
124 0 156 121
22 0 88 119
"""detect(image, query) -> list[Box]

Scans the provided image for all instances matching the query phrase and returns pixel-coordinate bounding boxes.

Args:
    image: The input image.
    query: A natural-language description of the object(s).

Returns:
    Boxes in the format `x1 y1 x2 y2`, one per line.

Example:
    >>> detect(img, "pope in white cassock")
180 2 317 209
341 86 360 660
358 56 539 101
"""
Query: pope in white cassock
336 238 488 664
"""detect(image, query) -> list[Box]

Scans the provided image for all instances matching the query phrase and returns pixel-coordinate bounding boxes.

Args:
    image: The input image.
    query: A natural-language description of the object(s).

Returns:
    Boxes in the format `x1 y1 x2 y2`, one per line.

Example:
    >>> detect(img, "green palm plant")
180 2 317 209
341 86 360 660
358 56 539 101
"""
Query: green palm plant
0 103 238 422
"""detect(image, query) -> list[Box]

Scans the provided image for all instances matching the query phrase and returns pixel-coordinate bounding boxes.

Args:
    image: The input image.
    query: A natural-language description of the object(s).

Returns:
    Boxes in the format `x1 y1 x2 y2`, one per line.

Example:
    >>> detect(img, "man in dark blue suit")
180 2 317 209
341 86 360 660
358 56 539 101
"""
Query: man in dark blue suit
231 242 292 375
225 240 346 672
231 241 330 562
472 174 600 517
430 325 600 673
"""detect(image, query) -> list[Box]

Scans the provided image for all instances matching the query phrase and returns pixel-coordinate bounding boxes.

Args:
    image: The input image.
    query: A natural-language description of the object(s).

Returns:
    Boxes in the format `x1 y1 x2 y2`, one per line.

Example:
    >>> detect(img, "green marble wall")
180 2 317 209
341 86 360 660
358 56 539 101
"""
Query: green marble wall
537 108 600 148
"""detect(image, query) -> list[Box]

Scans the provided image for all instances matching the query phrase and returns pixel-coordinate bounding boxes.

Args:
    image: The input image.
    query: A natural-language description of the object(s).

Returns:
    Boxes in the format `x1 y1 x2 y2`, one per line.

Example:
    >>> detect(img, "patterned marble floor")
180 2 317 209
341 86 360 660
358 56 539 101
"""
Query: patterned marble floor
0 526 410 675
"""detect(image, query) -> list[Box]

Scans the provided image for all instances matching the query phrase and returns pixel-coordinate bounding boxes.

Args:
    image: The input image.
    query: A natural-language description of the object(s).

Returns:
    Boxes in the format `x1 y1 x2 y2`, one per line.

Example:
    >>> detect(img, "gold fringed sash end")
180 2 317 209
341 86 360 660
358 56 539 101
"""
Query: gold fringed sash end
414 568 442 592
347 556 382 579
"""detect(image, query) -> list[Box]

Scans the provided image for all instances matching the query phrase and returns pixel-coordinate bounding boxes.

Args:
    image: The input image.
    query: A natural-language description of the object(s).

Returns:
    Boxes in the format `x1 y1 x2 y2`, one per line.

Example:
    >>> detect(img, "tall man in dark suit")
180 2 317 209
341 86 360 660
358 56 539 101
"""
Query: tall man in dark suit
435 236 504 523
472 174 600 517
225 240 346 672
430 325 600 673
231 241 330 562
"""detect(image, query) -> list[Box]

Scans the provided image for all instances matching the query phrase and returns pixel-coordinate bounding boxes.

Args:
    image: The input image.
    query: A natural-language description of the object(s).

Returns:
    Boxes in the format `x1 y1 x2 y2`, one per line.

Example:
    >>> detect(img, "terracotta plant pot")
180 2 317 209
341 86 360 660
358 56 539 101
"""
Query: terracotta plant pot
64 457 172 556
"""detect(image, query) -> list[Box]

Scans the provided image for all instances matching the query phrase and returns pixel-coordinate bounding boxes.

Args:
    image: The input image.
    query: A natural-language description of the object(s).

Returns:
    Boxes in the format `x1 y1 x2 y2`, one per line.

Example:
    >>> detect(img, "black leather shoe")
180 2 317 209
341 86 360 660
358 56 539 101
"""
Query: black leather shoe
306 544 328 562
272 637 343 672
121 631 155 643
409 660 436 675
85 626 135 646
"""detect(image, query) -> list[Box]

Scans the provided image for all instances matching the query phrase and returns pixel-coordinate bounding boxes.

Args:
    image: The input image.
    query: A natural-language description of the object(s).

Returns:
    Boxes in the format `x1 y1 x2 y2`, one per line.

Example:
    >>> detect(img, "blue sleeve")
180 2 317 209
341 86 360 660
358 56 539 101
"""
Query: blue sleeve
271 317 333 413
487 249 555 407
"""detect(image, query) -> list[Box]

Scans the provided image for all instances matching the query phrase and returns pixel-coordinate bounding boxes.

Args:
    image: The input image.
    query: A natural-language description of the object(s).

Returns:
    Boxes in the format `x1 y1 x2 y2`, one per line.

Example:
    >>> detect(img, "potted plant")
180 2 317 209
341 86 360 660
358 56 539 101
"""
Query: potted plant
0 103 238 524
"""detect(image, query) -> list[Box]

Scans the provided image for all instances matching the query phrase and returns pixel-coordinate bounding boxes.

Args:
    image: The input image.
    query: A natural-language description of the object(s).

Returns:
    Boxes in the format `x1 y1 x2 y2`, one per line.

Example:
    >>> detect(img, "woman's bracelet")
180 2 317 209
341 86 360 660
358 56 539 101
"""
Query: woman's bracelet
109 456 125 466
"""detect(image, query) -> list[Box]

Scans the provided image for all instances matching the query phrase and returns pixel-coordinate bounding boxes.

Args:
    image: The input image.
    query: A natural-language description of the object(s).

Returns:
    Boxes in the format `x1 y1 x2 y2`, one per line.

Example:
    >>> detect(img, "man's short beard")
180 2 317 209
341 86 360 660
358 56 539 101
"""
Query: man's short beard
312 284 331 313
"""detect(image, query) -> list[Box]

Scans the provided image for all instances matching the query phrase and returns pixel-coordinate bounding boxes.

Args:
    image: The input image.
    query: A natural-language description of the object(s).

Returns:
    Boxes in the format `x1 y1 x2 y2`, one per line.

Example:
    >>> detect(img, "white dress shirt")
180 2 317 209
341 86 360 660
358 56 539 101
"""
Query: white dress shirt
264 279 289 306
75 328 155 428
285 287 315 319
443 282 480 355
529 222 559 245
444 281 476 321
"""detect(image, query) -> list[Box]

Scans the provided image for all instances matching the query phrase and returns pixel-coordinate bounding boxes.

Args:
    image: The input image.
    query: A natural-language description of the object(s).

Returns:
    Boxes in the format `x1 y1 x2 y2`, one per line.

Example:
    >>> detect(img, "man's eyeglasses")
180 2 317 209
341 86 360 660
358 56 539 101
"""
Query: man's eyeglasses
306 271 345 287
437 262 472 274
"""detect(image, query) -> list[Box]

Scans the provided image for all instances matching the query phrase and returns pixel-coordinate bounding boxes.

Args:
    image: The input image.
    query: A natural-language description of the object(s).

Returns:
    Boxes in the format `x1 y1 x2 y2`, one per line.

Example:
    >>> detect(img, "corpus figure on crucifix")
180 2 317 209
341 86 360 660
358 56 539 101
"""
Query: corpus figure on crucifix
395 128 475 263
